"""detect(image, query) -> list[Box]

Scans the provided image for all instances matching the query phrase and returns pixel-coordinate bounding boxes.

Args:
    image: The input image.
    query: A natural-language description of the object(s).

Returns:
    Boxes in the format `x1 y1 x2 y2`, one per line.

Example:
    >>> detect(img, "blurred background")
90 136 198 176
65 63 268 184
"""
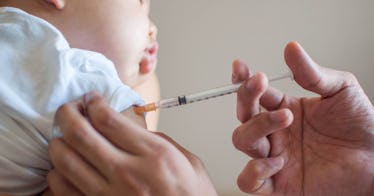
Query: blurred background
151 1 374 195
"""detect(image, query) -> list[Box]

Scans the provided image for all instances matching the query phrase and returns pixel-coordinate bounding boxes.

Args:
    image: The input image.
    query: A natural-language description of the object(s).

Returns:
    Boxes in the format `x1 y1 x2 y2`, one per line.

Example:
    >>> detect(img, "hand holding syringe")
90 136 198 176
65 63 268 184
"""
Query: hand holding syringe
134 72 293 114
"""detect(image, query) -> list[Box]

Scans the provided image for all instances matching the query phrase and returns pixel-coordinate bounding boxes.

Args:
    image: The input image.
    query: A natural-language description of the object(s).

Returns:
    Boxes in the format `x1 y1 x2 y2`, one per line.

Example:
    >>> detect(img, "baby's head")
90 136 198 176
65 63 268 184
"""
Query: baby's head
2 0 158 87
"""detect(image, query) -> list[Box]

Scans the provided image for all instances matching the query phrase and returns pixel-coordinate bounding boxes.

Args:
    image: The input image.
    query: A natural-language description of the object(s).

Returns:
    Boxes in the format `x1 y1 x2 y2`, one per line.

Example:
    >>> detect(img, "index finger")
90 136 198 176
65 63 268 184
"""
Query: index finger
236 72 268 122
83 91 164 155
54 100 123 176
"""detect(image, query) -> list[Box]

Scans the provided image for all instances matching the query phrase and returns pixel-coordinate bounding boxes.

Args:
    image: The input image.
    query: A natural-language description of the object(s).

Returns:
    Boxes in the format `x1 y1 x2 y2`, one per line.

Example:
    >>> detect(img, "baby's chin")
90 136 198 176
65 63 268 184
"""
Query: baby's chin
119 66 157 89
133 56 158 86
139 54 158 74
133 72 157 89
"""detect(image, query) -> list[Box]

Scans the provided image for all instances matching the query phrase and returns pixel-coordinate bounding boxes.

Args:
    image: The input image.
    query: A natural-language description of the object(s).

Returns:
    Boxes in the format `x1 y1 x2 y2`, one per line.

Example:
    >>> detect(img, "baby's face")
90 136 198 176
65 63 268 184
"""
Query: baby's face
59 0 158 87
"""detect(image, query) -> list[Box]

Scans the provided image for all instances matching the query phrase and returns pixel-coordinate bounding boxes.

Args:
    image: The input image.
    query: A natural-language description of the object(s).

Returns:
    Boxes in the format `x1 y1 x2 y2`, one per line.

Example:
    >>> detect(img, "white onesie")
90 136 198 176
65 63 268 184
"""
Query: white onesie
0 7 144 195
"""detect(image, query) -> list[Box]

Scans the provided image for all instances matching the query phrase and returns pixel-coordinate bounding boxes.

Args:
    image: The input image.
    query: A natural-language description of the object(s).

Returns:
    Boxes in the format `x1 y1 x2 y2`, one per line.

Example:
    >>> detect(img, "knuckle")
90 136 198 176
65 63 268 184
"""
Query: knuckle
150 141 176 165
153 142 173 159
95 107 118 128
64 119 88 142
189 155 205 170
232 127 241 149
233 126 253 152
247 141 269 158
344 71 359 85
55 103 73 122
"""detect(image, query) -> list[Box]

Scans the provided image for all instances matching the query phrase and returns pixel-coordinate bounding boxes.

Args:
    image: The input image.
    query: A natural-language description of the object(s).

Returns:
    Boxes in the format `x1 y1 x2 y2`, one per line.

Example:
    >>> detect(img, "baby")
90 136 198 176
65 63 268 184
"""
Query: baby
0 0 159 195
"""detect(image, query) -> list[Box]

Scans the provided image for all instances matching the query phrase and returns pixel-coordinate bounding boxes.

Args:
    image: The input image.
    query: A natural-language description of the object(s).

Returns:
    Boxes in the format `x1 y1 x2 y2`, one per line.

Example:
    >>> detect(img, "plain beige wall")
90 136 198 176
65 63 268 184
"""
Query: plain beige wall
151 1 374 195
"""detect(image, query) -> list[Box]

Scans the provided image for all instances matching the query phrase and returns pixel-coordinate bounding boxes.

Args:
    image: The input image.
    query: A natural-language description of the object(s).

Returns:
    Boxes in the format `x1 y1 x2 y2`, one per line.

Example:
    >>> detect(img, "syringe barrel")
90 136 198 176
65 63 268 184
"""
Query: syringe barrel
157 72 292 110
158 98 179 108
185 83 241 104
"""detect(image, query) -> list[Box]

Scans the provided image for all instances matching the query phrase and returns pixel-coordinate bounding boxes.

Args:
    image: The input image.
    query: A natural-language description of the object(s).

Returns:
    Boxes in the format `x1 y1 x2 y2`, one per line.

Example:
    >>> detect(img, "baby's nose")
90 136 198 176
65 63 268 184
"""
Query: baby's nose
149 21 157 41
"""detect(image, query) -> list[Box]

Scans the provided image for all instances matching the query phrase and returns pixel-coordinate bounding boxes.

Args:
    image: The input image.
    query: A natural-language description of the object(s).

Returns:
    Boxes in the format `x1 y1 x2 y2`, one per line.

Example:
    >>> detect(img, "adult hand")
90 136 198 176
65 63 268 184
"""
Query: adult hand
232 42 374 195
47 92 217 196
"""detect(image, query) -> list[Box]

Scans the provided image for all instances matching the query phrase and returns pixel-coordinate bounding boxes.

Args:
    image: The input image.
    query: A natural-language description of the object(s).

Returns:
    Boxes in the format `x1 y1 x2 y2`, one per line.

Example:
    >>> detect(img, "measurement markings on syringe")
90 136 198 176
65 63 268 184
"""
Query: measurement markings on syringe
180 91 237 105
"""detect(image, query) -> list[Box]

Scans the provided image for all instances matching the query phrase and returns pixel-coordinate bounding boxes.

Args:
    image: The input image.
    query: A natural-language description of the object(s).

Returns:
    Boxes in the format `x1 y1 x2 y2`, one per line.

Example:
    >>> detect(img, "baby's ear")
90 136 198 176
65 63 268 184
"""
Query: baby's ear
45 0 66 10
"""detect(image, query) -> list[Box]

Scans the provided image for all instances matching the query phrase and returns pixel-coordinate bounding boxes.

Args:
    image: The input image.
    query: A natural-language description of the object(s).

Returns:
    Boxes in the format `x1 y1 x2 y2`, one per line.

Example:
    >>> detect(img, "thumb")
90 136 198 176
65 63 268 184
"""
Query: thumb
284 41 356 97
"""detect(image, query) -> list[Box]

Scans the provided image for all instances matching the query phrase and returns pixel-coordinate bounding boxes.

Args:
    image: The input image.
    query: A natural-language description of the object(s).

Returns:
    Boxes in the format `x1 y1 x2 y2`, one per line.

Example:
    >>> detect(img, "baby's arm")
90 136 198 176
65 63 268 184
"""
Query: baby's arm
120 106 147 129
132 73 160 131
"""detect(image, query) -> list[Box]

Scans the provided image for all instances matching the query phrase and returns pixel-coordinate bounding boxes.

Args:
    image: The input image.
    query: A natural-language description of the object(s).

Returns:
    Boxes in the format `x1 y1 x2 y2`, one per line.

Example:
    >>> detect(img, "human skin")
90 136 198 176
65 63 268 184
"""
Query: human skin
43 42 374 196
44 91 217 196
0 0 159 195
231 42 374 195
0 0 161 129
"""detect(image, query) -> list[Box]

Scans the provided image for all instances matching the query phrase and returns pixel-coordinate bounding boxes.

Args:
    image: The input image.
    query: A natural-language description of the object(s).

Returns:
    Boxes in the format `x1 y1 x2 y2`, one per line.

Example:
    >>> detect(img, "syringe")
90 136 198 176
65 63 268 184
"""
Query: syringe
134 72 292 114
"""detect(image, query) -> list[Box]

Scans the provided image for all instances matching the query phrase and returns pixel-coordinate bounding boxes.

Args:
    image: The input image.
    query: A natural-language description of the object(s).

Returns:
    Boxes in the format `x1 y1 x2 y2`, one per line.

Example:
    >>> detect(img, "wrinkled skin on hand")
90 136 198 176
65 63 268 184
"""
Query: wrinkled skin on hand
232 42 374 196
45 91 217 196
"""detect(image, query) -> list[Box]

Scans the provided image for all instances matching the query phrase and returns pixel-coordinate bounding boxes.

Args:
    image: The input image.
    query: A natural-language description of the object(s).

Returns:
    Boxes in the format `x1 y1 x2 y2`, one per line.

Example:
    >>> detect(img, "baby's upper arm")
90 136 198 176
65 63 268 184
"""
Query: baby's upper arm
132 73 160 131
121 107 147 129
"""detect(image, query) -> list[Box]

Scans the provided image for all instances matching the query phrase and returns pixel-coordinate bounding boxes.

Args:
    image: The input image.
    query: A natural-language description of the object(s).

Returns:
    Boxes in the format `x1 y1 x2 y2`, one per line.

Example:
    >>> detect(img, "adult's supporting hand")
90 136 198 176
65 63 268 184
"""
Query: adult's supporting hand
232 42 374 195
47 92 217 196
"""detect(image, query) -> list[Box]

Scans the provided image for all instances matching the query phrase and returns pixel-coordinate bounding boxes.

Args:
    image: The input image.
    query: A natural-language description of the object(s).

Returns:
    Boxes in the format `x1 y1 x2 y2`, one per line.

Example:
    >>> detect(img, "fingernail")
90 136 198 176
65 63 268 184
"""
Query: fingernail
268 157 284 170
232 73 238 83
51 124 63 139
245 78 255 91
238 63 250 79
84 91 99 104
